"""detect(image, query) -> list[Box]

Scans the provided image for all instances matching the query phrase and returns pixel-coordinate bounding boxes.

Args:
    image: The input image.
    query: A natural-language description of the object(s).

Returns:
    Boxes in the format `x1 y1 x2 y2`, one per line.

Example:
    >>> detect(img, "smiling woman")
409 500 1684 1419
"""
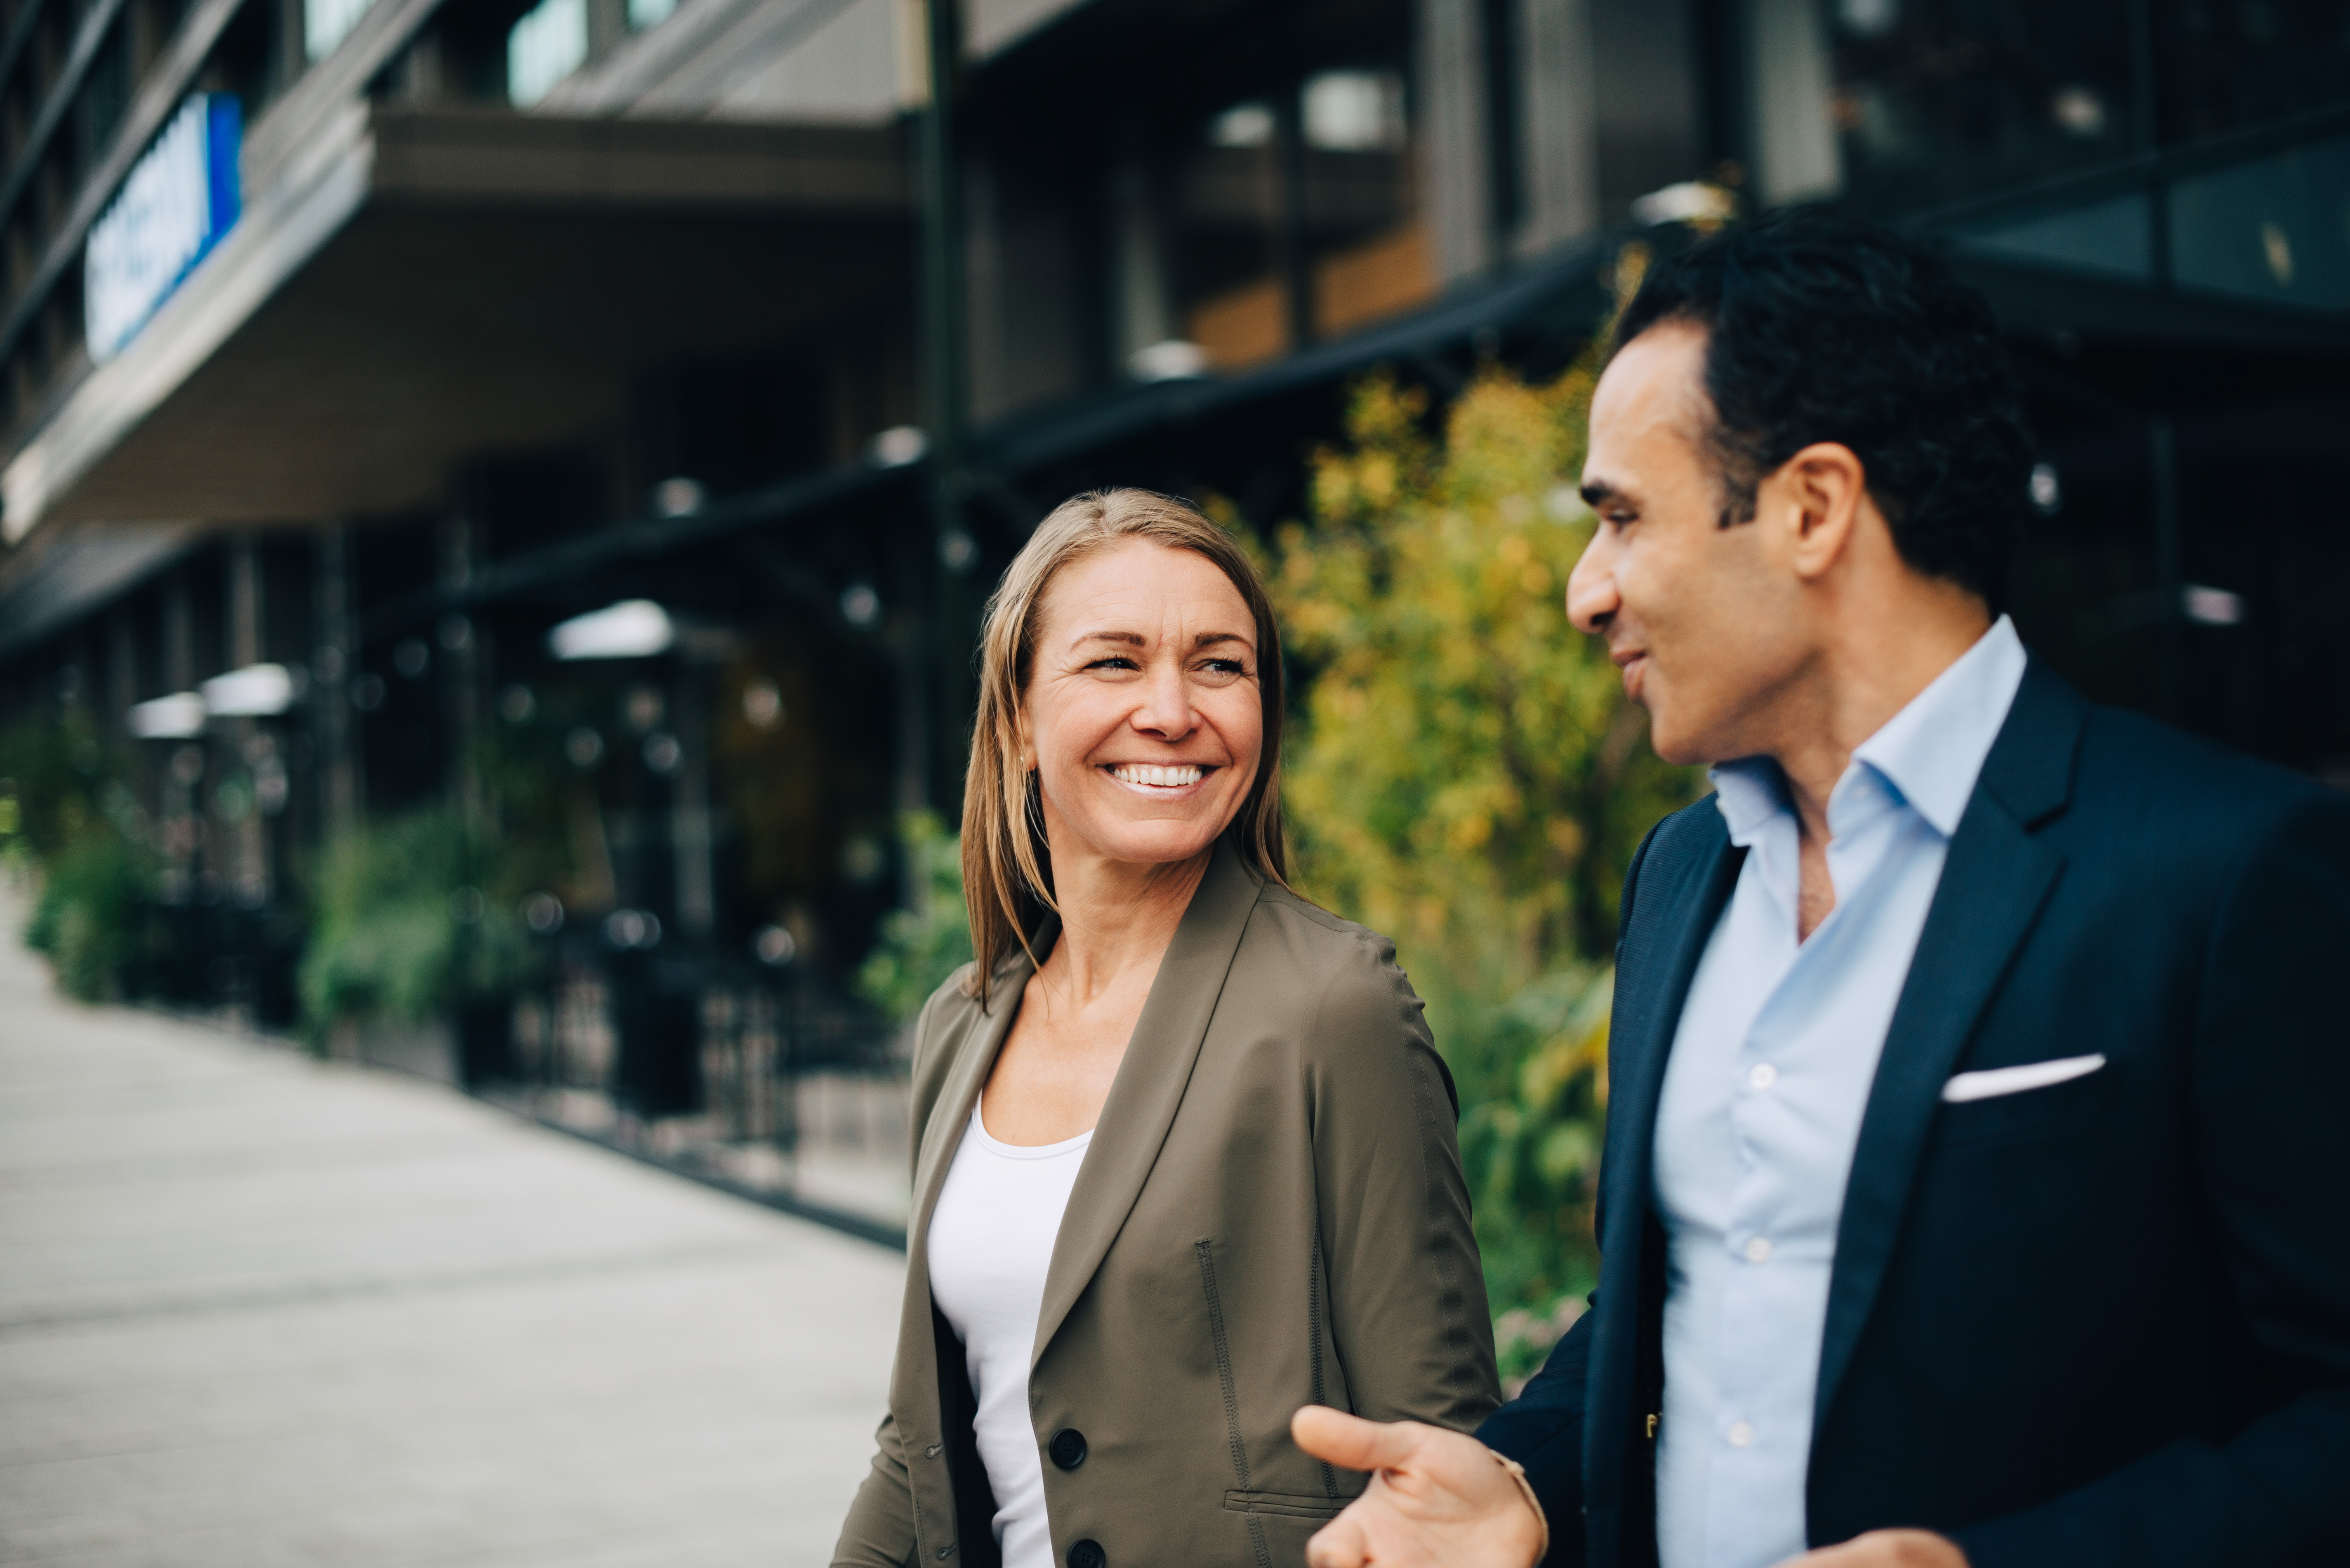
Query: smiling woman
833 490 1499 1568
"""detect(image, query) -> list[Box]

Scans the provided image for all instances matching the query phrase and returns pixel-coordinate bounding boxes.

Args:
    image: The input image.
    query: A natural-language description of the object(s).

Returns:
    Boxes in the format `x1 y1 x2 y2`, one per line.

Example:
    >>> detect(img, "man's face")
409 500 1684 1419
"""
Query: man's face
1566 320 1811 766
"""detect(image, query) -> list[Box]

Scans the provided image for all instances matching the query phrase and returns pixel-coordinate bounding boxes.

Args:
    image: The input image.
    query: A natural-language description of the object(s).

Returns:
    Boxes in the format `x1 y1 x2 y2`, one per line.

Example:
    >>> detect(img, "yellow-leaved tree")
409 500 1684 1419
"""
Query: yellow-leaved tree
1258 352 1697 1373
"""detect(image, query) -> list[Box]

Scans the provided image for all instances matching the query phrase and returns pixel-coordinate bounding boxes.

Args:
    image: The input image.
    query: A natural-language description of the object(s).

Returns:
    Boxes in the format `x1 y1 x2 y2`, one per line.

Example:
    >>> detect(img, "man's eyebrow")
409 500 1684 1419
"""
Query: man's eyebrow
1582 479 1631 507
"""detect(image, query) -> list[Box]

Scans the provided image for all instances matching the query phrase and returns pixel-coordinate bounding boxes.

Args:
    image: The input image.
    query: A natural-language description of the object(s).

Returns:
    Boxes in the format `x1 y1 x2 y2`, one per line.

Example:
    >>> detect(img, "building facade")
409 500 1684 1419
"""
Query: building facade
0 0 2344 1040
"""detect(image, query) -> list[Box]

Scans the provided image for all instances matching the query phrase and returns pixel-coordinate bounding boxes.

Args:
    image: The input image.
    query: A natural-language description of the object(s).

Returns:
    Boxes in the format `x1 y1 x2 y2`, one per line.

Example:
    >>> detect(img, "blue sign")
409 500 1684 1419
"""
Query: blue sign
84 94 242 364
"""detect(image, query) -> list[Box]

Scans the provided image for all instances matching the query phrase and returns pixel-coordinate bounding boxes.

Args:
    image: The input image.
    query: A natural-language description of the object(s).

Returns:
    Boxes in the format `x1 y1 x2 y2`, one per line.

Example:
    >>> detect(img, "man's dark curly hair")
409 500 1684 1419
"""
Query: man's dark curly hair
1613 209 2033 607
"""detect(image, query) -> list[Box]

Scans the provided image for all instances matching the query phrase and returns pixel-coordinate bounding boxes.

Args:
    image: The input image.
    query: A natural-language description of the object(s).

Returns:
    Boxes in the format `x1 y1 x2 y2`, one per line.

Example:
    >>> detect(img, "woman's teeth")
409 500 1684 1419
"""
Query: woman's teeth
1111 763 1203 788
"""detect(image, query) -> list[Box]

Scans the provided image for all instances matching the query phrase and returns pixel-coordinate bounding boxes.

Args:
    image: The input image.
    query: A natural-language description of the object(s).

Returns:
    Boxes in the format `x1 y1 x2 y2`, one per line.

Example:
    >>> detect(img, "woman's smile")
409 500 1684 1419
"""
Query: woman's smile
1104 761 1213 794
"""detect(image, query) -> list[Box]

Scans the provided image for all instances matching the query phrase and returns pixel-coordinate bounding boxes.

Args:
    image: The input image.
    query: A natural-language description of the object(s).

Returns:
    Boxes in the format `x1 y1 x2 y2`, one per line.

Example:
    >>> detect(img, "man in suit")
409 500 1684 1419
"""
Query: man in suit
1289 209 2350 1568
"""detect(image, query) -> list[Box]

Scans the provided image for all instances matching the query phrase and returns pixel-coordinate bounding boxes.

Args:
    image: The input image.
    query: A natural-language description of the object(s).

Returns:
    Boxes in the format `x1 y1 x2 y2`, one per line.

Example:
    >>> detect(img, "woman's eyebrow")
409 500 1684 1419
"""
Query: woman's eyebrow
1065 629 1253 652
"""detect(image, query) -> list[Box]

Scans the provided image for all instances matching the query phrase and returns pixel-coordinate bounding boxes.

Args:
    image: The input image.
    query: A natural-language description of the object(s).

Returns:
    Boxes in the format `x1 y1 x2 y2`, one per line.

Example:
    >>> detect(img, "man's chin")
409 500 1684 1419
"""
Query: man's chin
1643 712 1712 770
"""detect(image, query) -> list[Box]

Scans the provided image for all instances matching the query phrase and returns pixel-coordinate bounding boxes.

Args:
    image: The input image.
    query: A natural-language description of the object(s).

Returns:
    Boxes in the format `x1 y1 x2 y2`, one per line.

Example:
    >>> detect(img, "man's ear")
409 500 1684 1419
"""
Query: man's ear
1765 443 1869 583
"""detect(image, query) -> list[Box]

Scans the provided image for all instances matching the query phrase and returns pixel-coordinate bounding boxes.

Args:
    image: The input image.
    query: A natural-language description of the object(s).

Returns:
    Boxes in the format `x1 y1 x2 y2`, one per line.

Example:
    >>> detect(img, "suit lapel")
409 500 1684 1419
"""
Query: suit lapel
1584 804 1742 1555
1030 839 1262 1366
908 949 1036 1271
1812 662 2086 1431
1607 809 1744 1246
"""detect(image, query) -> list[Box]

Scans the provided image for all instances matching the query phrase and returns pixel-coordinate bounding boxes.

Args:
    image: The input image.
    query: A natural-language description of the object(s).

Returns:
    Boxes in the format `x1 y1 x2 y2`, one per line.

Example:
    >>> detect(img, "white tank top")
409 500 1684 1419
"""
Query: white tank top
925 1099 1092 1568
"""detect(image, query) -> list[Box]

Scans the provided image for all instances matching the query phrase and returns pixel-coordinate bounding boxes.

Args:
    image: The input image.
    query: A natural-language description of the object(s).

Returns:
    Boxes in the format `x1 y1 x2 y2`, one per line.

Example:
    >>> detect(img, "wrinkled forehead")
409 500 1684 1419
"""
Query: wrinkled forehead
1032 539 1257 651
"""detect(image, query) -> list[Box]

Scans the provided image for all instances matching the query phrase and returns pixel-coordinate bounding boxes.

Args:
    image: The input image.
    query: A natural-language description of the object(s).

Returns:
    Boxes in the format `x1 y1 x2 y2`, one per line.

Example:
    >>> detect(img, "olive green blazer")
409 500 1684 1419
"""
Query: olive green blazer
832 840 1499 1568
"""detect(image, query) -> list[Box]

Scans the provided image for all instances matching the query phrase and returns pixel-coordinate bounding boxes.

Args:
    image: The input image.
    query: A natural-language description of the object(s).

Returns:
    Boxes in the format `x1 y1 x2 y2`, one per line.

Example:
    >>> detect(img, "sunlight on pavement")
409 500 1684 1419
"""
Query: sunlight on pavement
0 883 905 1567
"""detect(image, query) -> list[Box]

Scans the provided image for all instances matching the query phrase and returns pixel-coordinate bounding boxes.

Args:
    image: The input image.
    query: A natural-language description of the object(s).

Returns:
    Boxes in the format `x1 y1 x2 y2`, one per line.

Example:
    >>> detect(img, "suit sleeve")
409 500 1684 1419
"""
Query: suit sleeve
1951 790 2350 1568
831 977 969 1568
1309 934 1501 1436
1475 817 1662 1568
1479 1309 1593 1566
832 1412 919 1567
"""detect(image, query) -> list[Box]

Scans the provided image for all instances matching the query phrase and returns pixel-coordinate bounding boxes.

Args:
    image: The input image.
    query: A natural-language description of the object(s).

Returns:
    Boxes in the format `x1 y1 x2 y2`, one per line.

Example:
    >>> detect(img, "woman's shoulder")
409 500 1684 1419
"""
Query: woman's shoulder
1236 883 1423 1024
1247 880 1400 960
1232 883 1451 1106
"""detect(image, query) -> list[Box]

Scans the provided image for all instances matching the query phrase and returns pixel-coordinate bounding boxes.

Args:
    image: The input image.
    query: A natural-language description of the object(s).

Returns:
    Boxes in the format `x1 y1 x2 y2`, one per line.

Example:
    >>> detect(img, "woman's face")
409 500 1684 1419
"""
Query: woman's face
1022 538 1264 873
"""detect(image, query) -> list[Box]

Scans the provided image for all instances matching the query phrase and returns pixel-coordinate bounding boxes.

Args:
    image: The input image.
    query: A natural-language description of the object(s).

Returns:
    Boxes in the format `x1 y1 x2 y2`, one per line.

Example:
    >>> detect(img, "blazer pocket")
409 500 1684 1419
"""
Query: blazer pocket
1223 1489 1348 1521
1935 1054 2122 1146
1941 1053 2105 1102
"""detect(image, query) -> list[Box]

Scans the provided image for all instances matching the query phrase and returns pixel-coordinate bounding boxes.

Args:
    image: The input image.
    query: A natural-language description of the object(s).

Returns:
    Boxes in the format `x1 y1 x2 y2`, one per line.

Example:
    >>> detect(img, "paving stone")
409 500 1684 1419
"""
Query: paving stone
0 890 905 1567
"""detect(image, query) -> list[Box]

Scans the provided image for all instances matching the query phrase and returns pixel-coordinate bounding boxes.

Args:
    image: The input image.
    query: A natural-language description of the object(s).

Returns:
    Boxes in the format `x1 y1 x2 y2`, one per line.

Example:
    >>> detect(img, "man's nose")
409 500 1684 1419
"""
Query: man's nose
1565 530 1619 636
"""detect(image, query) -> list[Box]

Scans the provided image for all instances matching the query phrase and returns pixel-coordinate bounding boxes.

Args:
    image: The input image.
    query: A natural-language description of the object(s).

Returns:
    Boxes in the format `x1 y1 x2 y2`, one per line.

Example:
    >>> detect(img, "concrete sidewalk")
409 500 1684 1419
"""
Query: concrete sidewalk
0 894 906 1567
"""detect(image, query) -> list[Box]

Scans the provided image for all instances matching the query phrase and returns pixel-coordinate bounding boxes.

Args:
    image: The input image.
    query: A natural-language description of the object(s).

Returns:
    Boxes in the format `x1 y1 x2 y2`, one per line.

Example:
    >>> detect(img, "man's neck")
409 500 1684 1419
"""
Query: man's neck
1739 587 1994 945
1769 598 1994 846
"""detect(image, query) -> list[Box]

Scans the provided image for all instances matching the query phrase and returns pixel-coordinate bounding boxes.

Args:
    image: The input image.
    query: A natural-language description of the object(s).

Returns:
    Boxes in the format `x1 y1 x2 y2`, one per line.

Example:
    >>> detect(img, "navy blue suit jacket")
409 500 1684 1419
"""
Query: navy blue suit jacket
1479 661 2350 1566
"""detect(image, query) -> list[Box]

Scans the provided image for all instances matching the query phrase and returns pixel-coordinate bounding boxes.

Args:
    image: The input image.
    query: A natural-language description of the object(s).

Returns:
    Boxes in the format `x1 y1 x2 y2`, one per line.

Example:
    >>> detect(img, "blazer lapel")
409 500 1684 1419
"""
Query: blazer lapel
908 948 1036 1268
1584 804 1742 1544
1030 838 1263 1366
1606 808 1744 1244
1812 662 2087 1431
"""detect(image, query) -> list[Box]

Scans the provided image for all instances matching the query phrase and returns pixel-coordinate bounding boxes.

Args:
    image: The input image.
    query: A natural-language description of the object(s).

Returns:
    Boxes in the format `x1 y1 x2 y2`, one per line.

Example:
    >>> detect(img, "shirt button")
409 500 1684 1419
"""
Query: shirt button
1749 1063 1777 1089
1728 1421 1754 1448
1744 1236 1772 1264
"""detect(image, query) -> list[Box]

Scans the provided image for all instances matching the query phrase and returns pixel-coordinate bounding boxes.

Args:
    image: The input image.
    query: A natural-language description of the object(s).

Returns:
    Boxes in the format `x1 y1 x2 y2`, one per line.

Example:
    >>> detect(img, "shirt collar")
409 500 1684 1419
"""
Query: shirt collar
1709 755 1791 849
1850 615 2029 836
1706 616 2029 843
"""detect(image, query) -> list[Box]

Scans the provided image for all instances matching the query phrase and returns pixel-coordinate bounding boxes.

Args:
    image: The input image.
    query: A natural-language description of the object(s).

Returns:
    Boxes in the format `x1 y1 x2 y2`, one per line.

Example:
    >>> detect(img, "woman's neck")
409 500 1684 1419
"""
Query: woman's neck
1039 847 1211 1008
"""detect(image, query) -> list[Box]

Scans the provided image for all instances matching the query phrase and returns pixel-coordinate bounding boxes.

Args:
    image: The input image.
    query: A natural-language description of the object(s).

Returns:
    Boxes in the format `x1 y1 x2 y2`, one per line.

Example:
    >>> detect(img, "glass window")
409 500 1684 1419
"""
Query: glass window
2169 132 2350 308
1826 0 2137 213
1952 192 2154 278
2157 0 2350 146
509 0 588 107
305 0 377 62
1171 65 1426 371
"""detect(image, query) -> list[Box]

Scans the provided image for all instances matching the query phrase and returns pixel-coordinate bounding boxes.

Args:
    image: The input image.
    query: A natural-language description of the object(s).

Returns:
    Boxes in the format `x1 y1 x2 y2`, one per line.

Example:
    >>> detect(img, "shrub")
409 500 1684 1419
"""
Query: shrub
299 809 541 1034
1261 358 1698 1321
25 834 158 1002
856 810 975 1023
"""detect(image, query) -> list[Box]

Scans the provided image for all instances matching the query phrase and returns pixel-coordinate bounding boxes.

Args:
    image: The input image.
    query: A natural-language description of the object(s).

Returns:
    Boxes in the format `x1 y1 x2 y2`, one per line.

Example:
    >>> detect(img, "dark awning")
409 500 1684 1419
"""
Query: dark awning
368 220 2350 646
0 524 194 664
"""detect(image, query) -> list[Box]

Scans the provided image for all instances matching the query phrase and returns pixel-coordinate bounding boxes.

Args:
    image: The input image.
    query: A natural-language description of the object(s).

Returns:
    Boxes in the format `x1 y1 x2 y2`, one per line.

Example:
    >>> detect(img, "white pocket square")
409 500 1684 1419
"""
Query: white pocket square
1941 1054 2107 1104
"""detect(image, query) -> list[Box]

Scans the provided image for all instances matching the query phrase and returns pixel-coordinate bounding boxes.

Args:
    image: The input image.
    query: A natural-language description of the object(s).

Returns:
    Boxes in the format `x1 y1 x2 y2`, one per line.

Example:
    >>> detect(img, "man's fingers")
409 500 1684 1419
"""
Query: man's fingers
1303 1507 1372 1568
1291 1406 1427 1474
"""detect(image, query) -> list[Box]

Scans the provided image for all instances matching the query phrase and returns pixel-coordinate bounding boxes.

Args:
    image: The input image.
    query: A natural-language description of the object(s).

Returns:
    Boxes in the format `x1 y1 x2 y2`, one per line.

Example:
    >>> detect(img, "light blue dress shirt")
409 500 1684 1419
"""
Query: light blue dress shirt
1650 617 2028 1568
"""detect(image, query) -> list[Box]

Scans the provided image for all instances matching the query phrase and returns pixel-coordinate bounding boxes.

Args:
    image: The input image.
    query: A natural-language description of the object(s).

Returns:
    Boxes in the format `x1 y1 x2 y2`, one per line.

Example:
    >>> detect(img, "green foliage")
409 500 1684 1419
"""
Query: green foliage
24 835 158 1002
0 713 116 863
298 809 541 1033
1263 360 1700 1321
857 810 975 1021
2 714 157 1001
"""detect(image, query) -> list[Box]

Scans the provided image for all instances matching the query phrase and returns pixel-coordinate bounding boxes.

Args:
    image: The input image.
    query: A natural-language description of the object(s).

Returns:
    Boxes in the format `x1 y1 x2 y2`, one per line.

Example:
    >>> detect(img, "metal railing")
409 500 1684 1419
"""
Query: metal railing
489 942 913 1248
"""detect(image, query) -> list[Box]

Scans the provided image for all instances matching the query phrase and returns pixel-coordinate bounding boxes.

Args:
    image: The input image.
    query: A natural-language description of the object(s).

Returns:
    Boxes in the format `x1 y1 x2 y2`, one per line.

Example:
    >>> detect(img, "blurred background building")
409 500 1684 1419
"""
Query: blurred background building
0 0 2344 1223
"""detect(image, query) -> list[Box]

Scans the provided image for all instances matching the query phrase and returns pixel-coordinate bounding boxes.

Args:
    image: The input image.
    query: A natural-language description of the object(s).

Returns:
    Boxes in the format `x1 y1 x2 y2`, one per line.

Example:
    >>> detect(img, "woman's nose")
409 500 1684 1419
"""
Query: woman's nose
1131 663 1196 738
1565 531 1620 636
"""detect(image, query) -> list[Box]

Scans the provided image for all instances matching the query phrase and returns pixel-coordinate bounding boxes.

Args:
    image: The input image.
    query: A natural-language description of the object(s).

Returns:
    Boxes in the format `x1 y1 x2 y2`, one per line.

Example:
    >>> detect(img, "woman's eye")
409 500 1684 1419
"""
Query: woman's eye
1084 656 1139 672
1199 659 1248 677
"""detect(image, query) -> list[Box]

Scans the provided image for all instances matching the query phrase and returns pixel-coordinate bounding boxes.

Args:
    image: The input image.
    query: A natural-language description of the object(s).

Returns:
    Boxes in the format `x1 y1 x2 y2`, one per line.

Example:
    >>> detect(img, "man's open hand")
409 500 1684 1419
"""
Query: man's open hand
1776 1530 1968 1568
1289 1407 1546 1568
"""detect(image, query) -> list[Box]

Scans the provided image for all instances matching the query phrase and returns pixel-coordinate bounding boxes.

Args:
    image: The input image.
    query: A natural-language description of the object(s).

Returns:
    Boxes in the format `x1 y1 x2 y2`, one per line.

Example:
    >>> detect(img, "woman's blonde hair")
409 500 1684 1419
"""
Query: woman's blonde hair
960 488 1289 997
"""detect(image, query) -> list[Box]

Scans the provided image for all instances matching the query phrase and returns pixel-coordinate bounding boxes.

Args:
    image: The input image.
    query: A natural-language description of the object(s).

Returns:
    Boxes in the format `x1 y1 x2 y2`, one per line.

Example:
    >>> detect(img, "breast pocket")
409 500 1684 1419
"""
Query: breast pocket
1934 1055 2124 1147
